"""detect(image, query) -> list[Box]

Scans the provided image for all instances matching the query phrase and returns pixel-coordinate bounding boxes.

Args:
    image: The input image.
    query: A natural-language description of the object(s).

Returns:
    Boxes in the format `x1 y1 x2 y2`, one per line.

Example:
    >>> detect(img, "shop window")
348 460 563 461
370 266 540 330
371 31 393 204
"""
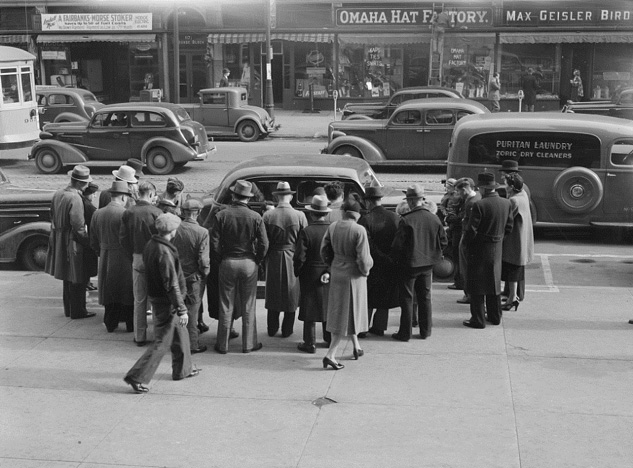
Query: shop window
294 42 333 99
592 44 633 100
500 44 559 98
443 37 494 99
338 42 402 99
129 43 159 100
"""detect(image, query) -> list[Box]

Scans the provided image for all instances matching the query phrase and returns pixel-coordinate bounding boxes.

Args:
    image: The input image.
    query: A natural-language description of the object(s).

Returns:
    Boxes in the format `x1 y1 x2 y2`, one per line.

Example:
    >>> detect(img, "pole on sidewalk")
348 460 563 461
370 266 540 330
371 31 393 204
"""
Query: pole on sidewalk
265 0 275 120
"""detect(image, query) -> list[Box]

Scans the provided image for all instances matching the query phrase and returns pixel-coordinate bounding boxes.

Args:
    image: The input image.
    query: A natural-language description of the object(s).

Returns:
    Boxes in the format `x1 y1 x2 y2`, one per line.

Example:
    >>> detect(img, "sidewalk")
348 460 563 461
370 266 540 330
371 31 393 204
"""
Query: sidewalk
269 109 337 139
1 269 633 468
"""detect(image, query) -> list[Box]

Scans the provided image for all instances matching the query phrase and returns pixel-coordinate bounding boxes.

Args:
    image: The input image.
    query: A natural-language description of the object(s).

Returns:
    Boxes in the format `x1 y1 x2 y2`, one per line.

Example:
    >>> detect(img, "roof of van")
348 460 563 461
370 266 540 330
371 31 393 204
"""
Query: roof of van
453 112 633 139
0 46 35 63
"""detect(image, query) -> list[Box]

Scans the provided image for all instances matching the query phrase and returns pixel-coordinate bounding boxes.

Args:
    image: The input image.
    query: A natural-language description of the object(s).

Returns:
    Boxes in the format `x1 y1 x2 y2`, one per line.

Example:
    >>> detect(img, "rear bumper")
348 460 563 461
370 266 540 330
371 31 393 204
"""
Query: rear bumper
194 144 216 161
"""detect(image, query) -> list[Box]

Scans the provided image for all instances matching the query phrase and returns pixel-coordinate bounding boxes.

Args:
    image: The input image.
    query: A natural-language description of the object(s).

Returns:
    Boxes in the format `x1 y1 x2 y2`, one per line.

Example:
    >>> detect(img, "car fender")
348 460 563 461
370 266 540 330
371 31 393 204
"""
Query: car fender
0 221 50 264
234 116 267 134
141 137 196 164
53 112 89 124
30 139 87 164
326 135 386 163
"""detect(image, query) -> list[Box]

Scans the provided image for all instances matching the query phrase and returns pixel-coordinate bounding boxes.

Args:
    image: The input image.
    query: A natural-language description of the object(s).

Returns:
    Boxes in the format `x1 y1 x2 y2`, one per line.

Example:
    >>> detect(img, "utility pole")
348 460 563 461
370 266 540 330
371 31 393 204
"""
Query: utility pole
265 0 275 119
173 6 180 104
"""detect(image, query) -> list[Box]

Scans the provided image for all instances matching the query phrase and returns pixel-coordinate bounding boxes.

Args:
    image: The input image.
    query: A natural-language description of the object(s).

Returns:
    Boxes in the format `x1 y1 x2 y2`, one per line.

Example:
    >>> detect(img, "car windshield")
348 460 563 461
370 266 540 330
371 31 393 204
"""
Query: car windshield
360 168 383 188
173 107 192 122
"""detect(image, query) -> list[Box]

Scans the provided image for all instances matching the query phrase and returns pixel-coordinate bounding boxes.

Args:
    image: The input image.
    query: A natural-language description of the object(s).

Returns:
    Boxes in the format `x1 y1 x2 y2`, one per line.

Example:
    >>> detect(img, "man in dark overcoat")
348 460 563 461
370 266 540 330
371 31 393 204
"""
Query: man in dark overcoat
391 184 447 341
81 182 99 291
462 172 514 329
293 195 332 353
455 178 481 305
263 181 308 338
209 180 269 354
172 199 210 354
358 186 400 337
45 165 95 319
90 181 134 332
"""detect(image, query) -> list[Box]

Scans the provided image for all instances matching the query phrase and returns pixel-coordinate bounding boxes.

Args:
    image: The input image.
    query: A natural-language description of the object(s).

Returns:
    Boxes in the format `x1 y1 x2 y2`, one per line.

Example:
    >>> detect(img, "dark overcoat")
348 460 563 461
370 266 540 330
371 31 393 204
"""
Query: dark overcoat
90 200 134 306
358 205 400 309
82 195 99 279
462 192 514 295
293 218 330 322
262 202 307 312
45 185 88 283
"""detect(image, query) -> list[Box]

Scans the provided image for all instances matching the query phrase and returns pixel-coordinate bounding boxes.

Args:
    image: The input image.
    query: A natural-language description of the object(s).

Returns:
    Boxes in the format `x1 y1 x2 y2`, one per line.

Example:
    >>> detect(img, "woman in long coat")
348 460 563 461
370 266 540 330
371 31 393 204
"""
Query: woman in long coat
320 199 373 370
501 174 534 310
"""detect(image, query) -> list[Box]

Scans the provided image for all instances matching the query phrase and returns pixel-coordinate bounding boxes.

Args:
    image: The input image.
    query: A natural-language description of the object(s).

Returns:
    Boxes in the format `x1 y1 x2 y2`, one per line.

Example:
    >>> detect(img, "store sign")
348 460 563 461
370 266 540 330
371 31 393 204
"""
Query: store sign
503 4 633 26
41 13 152 31
336 7 492 28
179 34 206 48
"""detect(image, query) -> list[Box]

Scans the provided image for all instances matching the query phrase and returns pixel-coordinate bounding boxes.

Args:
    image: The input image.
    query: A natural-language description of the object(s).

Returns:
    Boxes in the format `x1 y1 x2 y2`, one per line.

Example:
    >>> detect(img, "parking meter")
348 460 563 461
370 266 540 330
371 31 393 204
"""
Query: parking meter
517 89 524 113
333 90 339 120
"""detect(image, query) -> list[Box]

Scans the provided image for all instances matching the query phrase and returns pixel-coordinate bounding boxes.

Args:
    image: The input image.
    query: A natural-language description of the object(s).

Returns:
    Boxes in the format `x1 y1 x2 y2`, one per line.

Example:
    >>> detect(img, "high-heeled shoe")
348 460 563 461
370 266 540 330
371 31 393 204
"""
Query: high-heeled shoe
352 348 364 360
322 357 344 370
502 300 520 311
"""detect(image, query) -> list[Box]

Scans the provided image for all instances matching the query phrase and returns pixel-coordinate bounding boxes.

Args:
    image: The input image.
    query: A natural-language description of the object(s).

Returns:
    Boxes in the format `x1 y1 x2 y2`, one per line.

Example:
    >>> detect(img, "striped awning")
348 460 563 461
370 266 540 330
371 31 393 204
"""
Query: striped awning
208 33 333 44
500 31 633 44
37 34 156 44
0 34 29 44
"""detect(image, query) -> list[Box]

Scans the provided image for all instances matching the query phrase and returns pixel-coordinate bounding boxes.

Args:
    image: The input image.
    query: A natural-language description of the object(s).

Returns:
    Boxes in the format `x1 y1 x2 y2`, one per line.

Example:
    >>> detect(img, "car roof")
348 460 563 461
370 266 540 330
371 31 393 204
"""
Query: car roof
99 102 185 113
395 86 462 94
397 98 489 113
36 87 96 98
198 87 247 94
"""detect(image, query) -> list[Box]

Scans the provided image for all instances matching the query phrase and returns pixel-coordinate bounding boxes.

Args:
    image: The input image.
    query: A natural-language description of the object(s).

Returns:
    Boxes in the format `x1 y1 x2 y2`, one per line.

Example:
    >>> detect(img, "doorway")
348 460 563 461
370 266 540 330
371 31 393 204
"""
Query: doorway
179 53 206 103
260 54 284 104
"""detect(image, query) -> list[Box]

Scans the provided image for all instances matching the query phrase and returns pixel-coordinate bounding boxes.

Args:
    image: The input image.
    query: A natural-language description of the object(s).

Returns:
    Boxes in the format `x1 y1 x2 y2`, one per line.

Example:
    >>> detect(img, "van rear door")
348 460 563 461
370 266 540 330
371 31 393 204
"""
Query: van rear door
603 140 633 219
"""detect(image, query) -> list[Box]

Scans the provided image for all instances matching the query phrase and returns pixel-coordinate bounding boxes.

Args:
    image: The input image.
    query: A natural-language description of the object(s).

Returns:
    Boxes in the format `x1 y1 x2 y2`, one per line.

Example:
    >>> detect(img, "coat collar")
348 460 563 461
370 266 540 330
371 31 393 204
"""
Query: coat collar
151 235 177 253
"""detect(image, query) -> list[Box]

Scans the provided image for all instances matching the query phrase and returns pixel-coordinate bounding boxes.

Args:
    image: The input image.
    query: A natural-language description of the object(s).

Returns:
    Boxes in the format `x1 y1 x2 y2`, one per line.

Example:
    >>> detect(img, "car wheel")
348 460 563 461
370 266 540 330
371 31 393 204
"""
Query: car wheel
237 121 260 142
334 145 363 159
35 148 63 174
146 147 175 175
552 167 603 214
19 236 49 271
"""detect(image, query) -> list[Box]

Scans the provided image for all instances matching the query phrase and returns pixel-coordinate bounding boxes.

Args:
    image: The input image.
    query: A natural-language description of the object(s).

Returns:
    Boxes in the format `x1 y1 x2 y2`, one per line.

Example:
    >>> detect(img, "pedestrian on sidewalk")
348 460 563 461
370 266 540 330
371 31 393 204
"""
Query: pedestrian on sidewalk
124 213 199 394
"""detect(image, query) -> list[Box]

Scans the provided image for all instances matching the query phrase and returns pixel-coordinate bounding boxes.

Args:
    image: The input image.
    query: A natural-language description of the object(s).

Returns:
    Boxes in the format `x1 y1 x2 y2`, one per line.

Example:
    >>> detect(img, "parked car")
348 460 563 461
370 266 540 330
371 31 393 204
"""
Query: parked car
180 87 277 142
324 98 489 167
36 86 104 129
0 167 52 271
446 112 633 226
562 88 633 120
341 86 464 120
29 102 215 175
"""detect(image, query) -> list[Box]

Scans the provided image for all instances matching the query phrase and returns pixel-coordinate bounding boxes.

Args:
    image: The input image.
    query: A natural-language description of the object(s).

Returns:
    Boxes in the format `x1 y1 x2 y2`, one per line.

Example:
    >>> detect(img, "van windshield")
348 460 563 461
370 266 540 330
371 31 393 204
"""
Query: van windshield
468 132 601 169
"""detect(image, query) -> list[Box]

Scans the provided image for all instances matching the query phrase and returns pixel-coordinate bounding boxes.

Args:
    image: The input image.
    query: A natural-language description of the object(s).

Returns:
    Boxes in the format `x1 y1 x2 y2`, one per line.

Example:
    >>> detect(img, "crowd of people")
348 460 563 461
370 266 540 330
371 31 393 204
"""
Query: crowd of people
44 159 534 394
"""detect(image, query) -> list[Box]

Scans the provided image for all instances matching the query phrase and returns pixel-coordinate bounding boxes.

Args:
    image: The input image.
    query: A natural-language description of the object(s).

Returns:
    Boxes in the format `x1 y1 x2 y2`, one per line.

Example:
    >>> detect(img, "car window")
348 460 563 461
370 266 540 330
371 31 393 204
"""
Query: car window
610 140 633 166
172 107 191 122
390 94 403 106
37 94 46 106
619 92 633 104
467 132 602 168
103 112 128 127
48 94 74 106
131 111 166 127
240 92 247 103
425 109 454 125
456 110 472 121
91 113 107 127
82 93 98 102
202 92 227 105
296 179 362 206
391 110 421 125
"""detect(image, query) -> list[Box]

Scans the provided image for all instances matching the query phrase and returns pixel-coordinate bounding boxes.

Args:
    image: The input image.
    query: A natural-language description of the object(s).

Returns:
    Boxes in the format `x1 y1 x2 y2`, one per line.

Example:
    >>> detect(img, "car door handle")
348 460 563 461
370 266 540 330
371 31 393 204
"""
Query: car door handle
121 132 129 135
417 129 430 133
607 173 617 177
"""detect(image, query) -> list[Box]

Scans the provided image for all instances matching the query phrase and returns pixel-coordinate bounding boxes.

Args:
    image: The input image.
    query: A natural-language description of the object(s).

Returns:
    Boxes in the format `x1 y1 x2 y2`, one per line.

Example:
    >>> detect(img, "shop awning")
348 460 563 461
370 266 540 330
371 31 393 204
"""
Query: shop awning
208 33 333 44
37 34 156 44
0 35 29 44
339 33 430 46
500 31 633 44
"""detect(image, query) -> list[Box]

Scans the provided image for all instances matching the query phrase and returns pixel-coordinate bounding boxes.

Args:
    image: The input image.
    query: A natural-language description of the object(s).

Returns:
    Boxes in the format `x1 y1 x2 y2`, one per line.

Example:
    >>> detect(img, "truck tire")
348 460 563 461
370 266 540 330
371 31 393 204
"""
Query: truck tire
552 167 603 214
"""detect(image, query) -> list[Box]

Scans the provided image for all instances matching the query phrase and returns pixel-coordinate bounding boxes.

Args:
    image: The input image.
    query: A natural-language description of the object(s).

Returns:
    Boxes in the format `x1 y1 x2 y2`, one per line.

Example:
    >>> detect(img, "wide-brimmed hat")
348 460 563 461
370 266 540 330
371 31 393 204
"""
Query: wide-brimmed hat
272 181 295 195
477 171 501 189
363 186 385 199
181 198 203 211
499 160 521 173
109 180 132 196
112 165 137 184
230 180 255 198
68 165 92 183
126 158 144 178
305 195 331 213
403 183 425 199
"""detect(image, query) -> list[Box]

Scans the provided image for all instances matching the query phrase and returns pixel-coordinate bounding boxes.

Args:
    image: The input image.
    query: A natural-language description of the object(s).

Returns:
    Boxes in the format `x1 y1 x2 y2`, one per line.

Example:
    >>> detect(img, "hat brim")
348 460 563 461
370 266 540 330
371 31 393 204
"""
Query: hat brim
112 170 137 184
498 168 521 173
305 206 331 213
478 182 501 189
230 186 254 197
68 169 93 183
110 189 132 196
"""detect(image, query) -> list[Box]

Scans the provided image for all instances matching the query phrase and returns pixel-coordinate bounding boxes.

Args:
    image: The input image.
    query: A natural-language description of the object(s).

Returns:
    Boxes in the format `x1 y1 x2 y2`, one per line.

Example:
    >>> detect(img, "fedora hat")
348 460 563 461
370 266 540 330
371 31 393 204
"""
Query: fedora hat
403 183 425 199
477 171 501 189
126 158 144 178
305 195 331 213
363 186 385 199
499 160 521 173
109 180 132 196
272 181 295 195
68 165 92 183
230 180 255 198
112 165 137 184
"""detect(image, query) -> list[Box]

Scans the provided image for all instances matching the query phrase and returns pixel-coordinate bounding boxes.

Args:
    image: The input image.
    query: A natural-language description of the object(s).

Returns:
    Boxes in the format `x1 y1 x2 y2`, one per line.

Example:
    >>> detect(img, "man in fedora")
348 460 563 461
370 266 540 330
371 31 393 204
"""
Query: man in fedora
294 195 332 353
120 181 163 346
45 165 96 319
391 184 447 341
90 181 135 332
209 180 269 353
126 158 144 180
99 164 138 208
172 198 210 354
454 177 481 305
462 172 514 329
263 181 307 338
358 186 400 337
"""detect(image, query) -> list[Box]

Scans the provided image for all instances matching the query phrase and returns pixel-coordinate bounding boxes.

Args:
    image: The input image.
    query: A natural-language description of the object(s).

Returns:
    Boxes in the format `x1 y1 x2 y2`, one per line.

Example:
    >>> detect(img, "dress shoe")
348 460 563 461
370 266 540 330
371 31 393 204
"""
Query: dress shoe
281 330 293 338
243 342 263 353
629 319 633 325
86 282 97 291
173 368 201 381
463 320 485 329
133 339 147 347
72 312 96 319
456 296 470 304
322 357 344 370
352 348 364 360
391 333 409 342
191 345 208 354
214 345 227 354
124 376 149 394
357 332 368 338
447 283 460 290
419 333 429 340
368 327 384 337
267 328 278 337
106 326 117 333
229 328 239 339
197 322 209 334
297 342 316 354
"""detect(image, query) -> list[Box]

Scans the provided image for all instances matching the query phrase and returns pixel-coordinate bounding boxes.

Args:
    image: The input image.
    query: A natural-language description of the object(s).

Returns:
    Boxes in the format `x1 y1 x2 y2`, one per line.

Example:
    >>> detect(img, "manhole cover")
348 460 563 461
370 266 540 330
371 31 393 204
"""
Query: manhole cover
312 397 337 408
570 258 596 264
